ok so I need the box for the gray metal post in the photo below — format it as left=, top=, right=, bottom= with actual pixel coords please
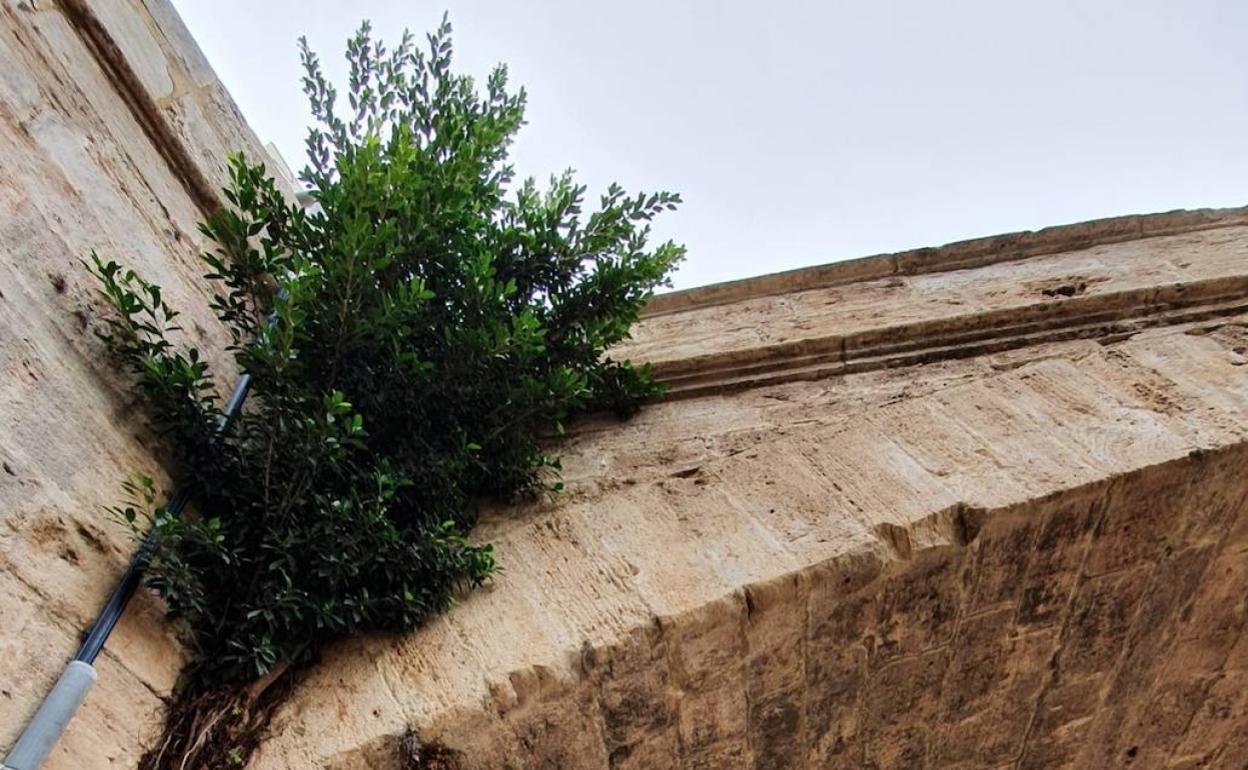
left=2, top=661, right=97, bottom=770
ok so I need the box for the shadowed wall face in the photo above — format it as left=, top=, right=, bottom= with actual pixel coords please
left=754, top=451, right=1248, bottom=769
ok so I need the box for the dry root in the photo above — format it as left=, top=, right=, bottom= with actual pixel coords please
left=138, top=663, right=297, bottom=770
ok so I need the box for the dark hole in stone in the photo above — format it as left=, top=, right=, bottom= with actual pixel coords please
left=398, top=729, right=462, bottom=770
left=48, top=272, right=67, bottom=294
left=1042, top=281, right=1088, bottom=298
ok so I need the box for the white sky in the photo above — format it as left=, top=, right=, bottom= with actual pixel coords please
left=172, top=0, right=1248, bottom=291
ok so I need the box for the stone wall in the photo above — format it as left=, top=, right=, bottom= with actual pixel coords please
left=252, top=219, right=1248, bottom=768
left=1, top=0, right=1246, bottom=767
left=0, top=0, right=281, bottom=765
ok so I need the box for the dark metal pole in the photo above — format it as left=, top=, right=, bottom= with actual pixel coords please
left=74, top=371, right=254, bottom=663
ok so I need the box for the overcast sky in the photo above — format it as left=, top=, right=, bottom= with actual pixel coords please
left=172, top=0, right=1248, bottom=290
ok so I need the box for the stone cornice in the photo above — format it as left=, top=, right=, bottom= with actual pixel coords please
left=643, top=206, right=1248, bottom=317
left=655, top=275, right=1248, bottom=399
left=628, top=207, right=1248, bottom=399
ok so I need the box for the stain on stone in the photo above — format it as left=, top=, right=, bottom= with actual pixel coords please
left=29, top=518, right=70, bottom=553
left=75, top=522, right=108, bottom=554
left=607, top=743, right=634, bottom=766
left=951, top=502, right=983, bottom=546
left=1017, top=498, right=1098, bottom=627
left=48, top=272, right=67, bottom=294
left=751, top=692, right=802, bottom=769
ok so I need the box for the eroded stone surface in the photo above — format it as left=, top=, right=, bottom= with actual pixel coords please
left=0, top=1, right=277, bottom=766
left=252, top=314, right=1248, bottom=769
left=1, top=1, right=1246, bottom=767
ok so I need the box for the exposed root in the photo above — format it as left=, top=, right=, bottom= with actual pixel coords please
left=137, top=663, right=298, bottom=770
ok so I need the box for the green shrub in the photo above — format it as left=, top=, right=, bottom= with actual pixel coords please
left=89, top=16, right=682, bottom=685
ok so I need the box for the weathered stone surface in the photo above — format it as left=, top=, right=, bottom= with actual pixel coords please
left=2, top=0, right=1247, bottom=767
left=254, top=275, right=1248, bottom=767
left=622, top=220, right=1248, bottom=399
left=0, top=1, right=280, bottom=767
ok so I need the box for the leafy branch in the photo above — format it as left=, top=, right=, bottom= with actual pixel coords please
left=90, top=14, right=683, bottom=689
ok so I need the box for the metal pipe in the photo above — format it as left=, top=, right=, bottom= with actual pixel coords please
left=2, top=662, right=97, bottom=770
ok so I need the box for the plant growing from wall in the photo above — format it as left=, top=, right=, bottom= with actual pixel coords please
left=88, top=15, right=681, bottom=768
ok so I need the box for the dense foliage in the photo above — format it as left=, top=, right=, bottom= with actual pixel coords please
left=89, top=16, right=682, bottom=685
